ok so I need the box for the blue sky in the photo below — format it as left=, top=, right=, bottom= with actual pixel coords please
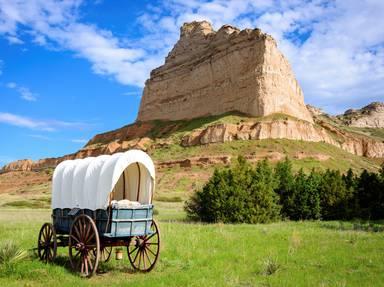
left=0, top=0, right=383, bottom=166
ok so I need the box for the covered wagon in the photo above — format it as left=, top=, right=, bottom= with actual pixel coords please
left=37, top=150, right=160, bottom=277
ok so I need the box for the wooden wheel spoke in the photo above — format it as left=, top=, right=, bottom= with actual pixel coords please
left=81, top=260, right=84, bottom=275
left=74, top=250, right=81, bottom=259
left=70, top=234, right=81, bottom=244
left=132, top=247, right=140, bottom=263
left=37, top=223, right=57, bottom=263
left=144, top=232, right=156, bottom=242
left=143, top=248, right=152, bottom=267
left=146, top=245, right=157, bottom=257
left=74, top=224, right=81, bottom=241
left=100, top=247, right=112, bottom=262
left=69, top=215, right=99, bottom=277
left=42, top=228, right=48, bottom=241
left=48, top=248, right=53, bottom=260
left=129, top=245, right=139, bottom=255
left=87, top=256, right=94, bottom=271
left=79, top=218, right=85, bottom=241
left=85, top=244, right=97, bottom=249
left=84, top=223, right=92, bottom=243
left=79, top=219, right=86, bottom=241
left=84, top=256, right=89, bottom=276
left=127, top=220, right=160, bottom=272
left=138, top=249, right=143, bottom=268
left=47, top=227, right=52, bottom=239
left=87, top=232, right=95, bottom=242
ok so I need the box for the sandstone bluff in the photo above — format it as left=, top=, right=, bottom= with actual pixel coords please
left=1, top=21, right=383, bottom=173
left=137, top=21, right=313, bottom=123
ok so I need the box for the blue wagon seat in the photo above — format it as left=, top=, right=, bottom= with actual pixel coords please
left=51, top=150, right=156, bottom=237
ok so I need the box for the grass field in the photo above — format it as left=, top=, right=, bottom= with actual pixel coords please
left=0, top=205, right=384, bottom=287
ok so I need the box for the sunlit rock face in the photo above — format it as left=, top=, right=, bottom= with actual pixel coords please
left=340, top=102, right=384, bottom=128
left=137, top=21, right=313, bottom=123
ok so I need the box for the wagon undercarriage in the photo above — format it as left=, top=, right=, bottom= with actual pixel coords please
left=38, top=214, right=160, bottom=277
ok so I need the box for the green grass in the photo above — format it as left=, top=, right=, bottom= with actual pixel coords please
left=0, top=208, right=383, bottom=286
left=2, top=198, right=50, bottom=209
left=151, top=139, right=382, bottom=172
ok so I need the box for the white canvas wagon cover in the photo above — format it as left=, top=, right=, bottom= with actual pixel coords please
left=51, top=150, right=155, bottom=210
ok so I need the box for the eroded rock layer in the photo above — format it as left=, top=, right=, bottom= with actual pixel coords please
left=137, top=21, right=313, bottom=123
left=339, top=102, right=384, bottom=128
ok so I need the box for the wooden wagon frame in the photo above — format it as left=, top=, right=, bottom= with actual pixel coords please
left=37, top=150, right=160, bottom=277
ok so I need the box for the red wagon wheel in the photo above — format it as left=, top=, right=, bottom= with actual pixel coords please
left=37, top=223, right=57, bottom=263
left=69, top=214, right=100, bottom=277
left=127, top=220, right=160, bottom=272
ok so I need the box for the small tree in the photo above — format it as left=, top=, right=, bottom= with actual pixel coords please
left=248, top=160, right=281, bottom=223
left=319, top=169, right=353, bottom=220
left=357, top=170, right=384, bottom=219
left=284, top=169, right=321, bottom=220
left=274, top=158, right=295, bottom=218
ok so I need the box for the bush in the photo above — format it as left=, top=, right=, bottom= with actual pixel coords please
left=0, top=241, right=27, bottom=270
left=185, top=157, right=280, bottom=223
left=185, top=157, right=384, bottom=223
left=319, top=169, right=354, bottom=220
left=357, top=170, right=384, bottom=219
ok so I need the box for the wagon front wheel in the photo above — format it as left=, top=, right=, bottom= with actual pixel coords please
left=127, top=220, right=160, bottom=272
left=69, top=214, right=100, bottom=277
left=37, top=223, right=57, bottom=263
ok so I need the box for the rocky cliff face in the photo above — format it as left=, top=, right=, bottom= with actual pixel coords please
left=2, top=113, right=383, bottom=173
left=338, top=102, right=384, bottom=128
left=1, top=159, right=33, bottom=172
left=180, top=119, right=384, bottom=158
left=137, top=21, right=313, bottom=123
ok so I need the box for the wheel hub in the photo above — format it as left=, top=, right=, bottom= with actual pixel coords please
left=136, top=238, right=144, bottom=247
left=75, top=242, right=86, bottom=251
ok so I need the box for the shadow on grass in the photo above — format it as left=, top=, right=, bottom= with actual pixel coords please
left=32, top=252, right=139, bottom=277
left=320, top=221, right=384, bottom=232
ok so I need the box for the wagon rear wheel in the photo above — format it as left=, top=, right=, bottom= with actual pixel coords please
left=127, top=220, right=160, bottom=272
left=37, top=223, right=57, bottom=263
left=93, top=246, right=112, bottom=263
left=69, top=214, right=100, bottom=277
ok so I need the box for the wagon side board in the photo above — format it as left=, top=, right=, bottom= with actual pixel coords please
left=52, top=205, right=154, bottom=238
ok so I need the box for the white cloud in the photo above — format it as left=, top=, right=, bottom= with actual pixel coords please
left=18, top=87, right=37, bottom=101
left=0, top=0, right=158, bottom=87
left=6, top=35, right=23, bottom=44
left=0, top=0, right=383, bottom=112
left=6, top=82, right=15, bottom=88
left=6, top=82, right=37, bottom=101
left=0, top=112, right=89, bottom=131
left=135, top=0, right=384, bottom=114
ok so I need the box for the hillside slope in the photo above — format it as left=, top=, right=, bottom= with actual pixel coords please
left=1, top=112, right=383, bottom=209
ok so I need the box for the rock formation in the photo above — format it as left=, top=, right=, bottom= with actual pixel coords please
left=306, top=104, right=325, bottom=117
left=137, top=21, right=313, bottom=123
left=1, top=159, right=33, bottom=172
left=180, top=119, right=384, bottom=158
left=1, top=22, right=383, bottom=173
left=338, top=102, right=384, bottom=128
